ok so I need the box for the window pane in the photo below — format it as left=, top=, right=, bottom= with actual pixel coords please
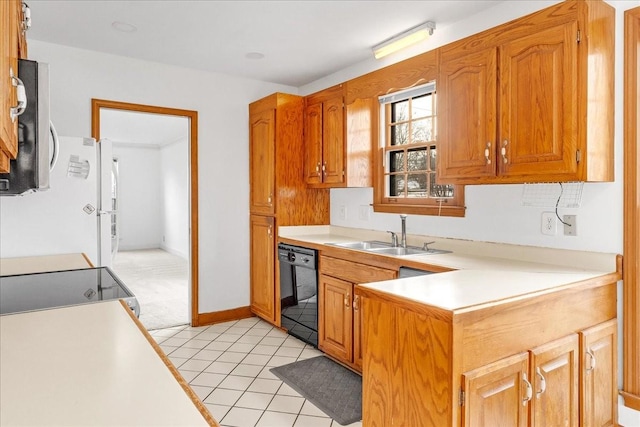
left=429, top=146, right=437, bottom=171
left=406, top=173, right=427, bottom=198
left=407, top=148, right=427, bottom=171
left=391, top=123, right=409, bottom=146
left=412, top=118, right=433, bottom=143
left=391, top=100, right=409, bottom=122
left=412, top=94, right=433, bottom=118
left=389, top=151, right=404, bottom=173
left=389, top=174, right=404, bottom=197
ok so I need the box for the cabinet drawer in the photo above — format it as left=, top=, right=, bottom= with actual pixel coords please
left=320, top=256, right=396, bottom=284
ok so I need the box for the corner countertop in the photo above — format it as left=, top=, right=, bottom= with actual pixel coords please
left=0, top=301, right=215, bottom=426
left=279, top=225, right=620, bottom=312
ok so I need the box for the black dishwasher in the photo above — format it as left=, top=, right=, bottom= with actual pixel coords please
left=278, top=243, right=318, bottom=347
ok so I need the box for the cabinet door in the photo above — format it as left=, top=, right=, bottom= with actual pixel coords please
left=304, top=102, right=323, bottom=185
left=249, top=108, right=276, bottom=215
left=0, top=0, right=19, bottom=173
left=462, top=352, right=529, bottom=427
left=322, top=96, right=345, bottom=185
left=498, top=21, right=579, bottom=179
left=249, top=215, right=275, bottom=323
left=318, top=274, right=352, bottom=362
left=438, top=47, right=497, bottom=181
left=580, top=319, right=617, bottom=427
left=529, top=334, right=579, bottom=427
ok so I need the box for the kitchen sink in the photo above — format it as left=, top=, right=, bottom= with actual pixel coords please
left=329, top=241, right=391, bottom=250
left=328, top=241, right=451, bottom=256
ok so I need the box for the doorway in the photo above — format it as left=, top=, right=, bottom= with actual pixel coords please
left=91, top=99, right=199, bottom=329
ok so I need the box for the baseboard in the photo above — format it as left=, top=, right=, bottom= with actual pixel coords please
left=159, top=244, right=188, bottom=260
left=195, top=306, right=253, bottom=327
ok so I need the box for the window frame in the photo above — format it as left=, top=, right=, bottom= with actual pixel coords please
left=373, top=82, right=465, bottom=217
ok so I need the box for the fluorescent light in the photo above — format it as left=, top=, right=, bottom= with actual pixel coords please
left=372, top=21, right=436, bottom=60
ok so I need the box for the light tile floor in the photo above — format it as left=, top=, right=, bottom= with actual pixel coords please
left=150, top=317, right=362, bottom=427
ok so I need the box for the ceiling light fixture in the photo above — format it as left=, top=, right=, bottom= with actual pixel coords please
left=372, top=21, right=436, bottom=60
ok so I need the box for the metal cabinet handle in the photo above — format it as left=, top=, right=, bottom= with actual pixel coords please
left=22, top=2, right=32, bottom=32
left=353, top=295, right=360, bottom=310
left=10, top=68, right=27, bottom=122
left=344, top=292, right=350, bottom=308
left=267, top=193, right=272, bottom=205
left=322, top=162, right=326, bottom=176
left=535, top=367, right=547, bottom=398
left=267, top=226, right=272, bottom=238
left=522, top=373, right=533, bottom=405
left=501, top=140, right=508, bottom=164
left=586, top=349, right=596, bottom=372
left=484, top=142, right=492, bottom=165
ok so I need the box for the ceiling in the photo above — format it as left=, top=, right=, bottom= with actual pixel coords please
left=26, top=0, right=504, bottom=87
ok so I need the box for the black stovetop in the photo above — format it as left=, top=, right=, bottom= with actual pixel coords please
left=0, top=267, right=136, bottom=315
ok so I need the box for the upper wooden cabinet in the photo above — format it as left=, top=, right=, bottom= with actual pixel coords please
left=438, top=0, right=614, bottom=184
left=249, top=107, right=276, bottom=215
left=0, top=0, right=25, bottom=173
left=304, top=85, right=372, bottom=188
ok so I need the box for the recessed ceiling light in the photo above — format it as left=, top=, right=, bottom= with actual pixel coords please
left=245, top=52, right=265, bottom=60
left=112, top=21, right=137, bottom=33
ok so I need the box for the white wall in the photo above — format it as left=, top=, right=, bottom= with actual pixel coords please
left=160, top=137, right=189, bottom=259
left=112, top=144, right=163, bottom=251
left=16, top=40, right=295, bottom=314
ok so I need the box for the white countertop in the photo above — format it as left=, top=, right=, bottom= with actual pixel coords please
left=0, top=301, right=213, bottom=427
left=279, top=225, right=619, bottom=312
left=0, top=253, right=93, bottom=276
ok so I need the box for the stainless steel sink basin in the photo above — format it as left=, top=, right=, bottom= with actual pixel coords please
left=329, top=241, right=391, bottom=250
left=328, top=241, right=451, bottom=256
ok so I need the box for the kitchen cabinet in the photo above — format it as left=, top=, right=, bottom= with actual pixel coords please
left=462, top=334, right=579, bottom=427
left=580, top=319, right=617, bottom=427
left=318, top=255, right=396, bottom=372
left=304, top=85, right=372, bottom=188
left=357, top=271, right=618, bottom=427
left=248, top=93, right=329, bottom=325
left=437, top=0, right=614, bottom=184
left=249, top=215, right=275, bottom=322
left=0, top=0, right=25, bottom=173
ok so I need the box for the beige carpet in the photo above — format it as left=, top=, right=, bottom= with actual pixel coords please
left=112, top=249, right=189, bottom=330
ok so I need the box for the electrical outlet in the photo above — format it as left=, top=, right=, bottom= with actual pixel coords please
left=563, top=215, right=577, bottom=236
left=338, top=205, right=347, bottom=220
left=541, top=212, right=556, bottom=236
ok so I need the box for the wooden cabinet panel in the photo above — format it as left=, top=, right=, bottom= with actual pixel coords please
left=581, top=319, right=617, bottom=427
left=438, top=1, right=613, bottom=184
left=0, top=0, right=20, bottom=173
left=318, top=274, right=352, bottom=362
left=321, top=96, right=344, bottom=185
left=303, top=102, right=323, bottom=185
left=319, top=256, right=395, bottom=372
left=438, top=47, right=497, bottom=180
left=498, top=21, right=578, bottom=179
left=463, top=352, right=529, bottom=427
left=249, top=215, right=275, bottom=323
left=529, top=334, right=579, bottom=427
left=249, top=108, right=275, bottom=215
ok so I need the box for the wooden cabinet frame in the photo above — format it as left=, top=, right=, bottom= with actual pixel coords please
left=622, top=6, right=640, bottom=412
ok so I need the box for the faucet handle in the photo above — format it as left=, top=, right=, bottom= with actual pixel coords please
left=387, top=231, right=399, bottom=247
left=422, top=241, right=435, bottom=251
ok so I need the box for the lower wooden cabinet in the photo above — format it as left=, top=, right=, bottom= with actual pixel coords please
left=462, top=334, right=579, bottom=427
left=318, top=256, right=396, bottom=372
left=357, top=276, right=617, bottom=427
left=581, top=319, right=618, bottom=427
left=249, top=215, right=275, bottom=323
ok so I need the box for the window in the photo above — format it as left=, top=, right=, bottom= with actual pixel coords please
left=374, top=82, right=465, bottom=216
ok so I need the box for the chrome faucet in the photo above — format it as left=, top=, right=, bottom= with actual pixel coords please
left=400, top=214, right=407, bottom=248
left=386, top=231, right=399, bottom=247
